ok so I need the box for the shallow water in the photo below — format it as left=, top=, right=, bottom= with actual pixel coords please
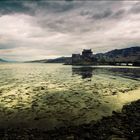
left=0, top=63, right=140, bottom=129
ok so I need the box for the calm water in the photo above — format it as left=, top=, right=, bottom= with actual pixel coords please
left=0, top=63, right=140, bottom=129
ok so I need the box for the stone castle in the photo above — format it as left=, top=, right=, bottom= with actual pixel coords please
left=72, top=49, right=97, bottom=65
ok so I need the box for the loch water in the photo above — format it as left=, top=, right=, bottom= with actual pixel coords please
left=0, top=63, right=140, bottom=129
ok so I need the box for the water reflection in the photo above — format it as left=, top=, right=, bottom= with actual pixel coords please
left=72, top=67, right=93, bottom=79
left=105, top=67, right=140, bottom=80
left=72, top=66, right=140, bottom=80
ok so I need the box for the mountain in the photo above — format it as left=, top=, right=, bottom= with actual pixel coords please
left=26, top=57, right=71, bottom=63
left=46, top=57, right=71, bottom=63
left=26, top=59, right=48, bottom=63
left=0, top=58, right=7, bottom=62
left=95, top=46, right=140, bottom=64
left=26, top=47, right=140, bottom=65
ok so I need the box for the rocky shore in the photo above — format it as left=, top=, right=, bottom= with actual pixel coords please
left=0, top=99, right=139, bottom=140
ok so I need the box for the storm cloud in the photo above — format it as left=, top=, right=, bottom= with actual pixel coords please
left=0, top=0, right=140, bottom=61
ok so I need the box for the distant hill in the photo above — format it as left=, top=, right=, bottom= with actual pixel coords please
left=26, top=57, right=71, bottom=63
left=95, top=46, right=140, bottom=64
left=26, top=59, right=48, bottom=63
left=0, top=58, right=7, bottom=62
left=46, top=57, right=71, bottom=63
left=26, top=47, right=140, bottom=65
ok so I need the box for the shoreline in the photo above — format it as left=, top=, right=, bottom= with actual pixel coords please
left=0, top=99, right=139, bottom=140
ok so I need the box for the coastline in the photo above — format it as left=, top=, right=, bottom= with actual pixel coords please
left=0, top=98, right=139, bottom=140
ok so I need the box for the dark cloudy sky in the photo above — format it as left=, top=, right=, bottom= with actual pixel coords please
left=0, top=0, right=140, bottom=61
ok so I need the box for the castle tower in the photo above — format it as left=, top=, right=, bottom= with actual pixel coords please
left=82, top=49, right=93, bottom=59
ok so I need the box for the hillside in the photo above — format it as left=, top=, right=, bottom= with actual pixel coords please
left=26, top=59, right=48, bottom=63
left=27, top=57, right=71, bottom=63
left=0, top=58, right=7, bottom=62
left=46, top=57, right=71, bottom=63
left=26, top=47, right=140, bottom=65
left=95, top=46, right=140, bottom=63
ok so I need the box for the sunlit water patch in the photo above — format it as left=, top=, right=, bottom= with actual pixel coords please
left=0, top=63, right=140, bottom=129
